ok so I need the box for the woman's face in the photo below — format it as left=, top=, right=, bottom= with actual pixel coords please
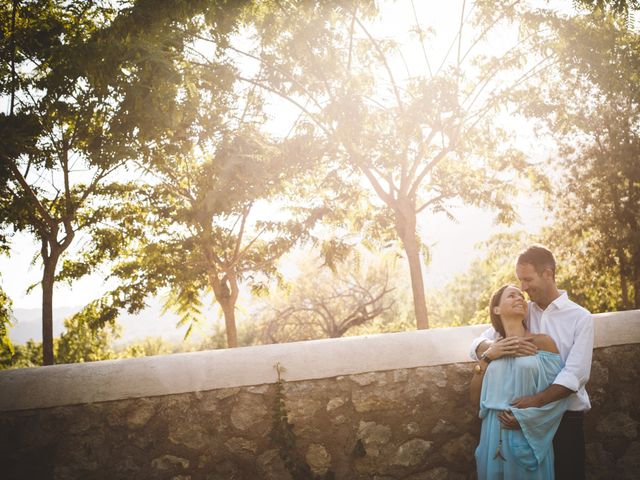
left=497, top=285, right=528, bottom=319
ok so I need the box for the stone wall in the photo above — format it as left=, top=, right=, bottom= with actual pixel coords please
left=1, top=311, right=638, bottom=480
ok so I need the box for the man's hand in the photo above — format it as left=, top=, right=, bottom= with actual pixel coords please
left=510, top=394, right=543, bottom=409
left=498, top=410, right=521, bottom=430
left=484, top=336, right=537, bottom=361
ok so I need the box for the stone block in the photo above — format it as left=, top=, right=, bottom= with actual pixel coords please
left=151, top=454, right=189, bottom=470
left=305, top=443, right=331, bottom=475
left=127, top=402, right=156, bottom=428
left=440, top=433, right=476, bottom=464
left=230, top=393, right=268, bottom=431
left=225, top=437, right=258, bottom=456
left=392, top=438, right=433, bottom=467
left=357, top=420, right=392, bottom=457
left=169, top=423, right=210, bottom=450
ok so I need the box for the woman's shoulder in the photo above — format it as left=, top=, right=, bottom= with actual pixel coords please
left=530, top=333, right=559, bottom=354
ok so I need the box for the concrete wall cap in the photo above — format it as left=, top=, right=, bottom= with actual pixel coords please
left=0, top=310, right=638, bottom=412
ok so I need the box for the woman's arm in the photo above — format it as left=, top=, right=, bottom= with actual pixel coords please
left=469, top=359, right=489, bottom=407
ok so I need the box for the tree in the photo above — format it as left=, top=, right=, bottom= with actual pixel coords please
left=219, top=0, right=548, bottom=329
left=0, top=284, right=14, bottom=365
left=103, top=127, right=326, bottom=348
left=519, top=9, right=640, bottom=310
left=62, top=28, right=327, bottom=349
left=55, top=309, right=119, bottom=364
left=0, top=0, right=141, bottom=364
left=575, top=0, right=640, bottom=16
left=259, top=251, right=395, bottom=342
left=1, top=0, right=256, bottom=362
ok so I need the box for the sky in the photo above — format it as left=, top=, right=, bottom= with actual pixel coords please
left=1, top=0, right=557, bottom=343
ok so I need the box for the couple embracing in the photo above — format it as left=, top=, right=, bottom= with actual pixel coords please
left=469, top=245, right=594, bottom=480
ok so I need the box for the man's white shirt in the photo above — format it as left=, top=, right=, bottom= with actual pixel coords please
left=470, top=291, right=594, bottom=412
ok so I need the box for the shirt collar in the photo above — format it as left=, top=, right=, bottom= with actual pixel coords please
left=530, top=290, right=569, bottom=312
left=551, top=290, right=570, bottom=310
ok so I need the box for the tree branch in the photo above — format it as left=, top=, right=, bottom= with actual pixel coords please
left=7, top=161, right=56, bottom=230
left=355, top=17, right=405, bottom=114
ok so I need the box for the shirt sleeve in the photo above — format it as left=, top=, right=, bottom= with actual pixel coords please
left=469, top=327, right=499, bottom=361
left=552, top=311, right=594, bottom=392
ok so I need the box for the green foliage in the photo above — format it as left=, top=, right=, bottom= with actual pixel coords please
left=62, top=0, right=330, bottom=348
left=4, top=0, right=637, bottom=367
left=2, top=340, right=43, bottom=369
left=0, top=285, right=14, bottom=363
left=574, top=0, right=640, bottom=16
left=243, top=0, right=544, bottom=328
left=1, top=328, right=201, bottom=369
left=161, top=283, right=207, bottom=341
left=56, top=313, right=119, bottom=364
left=119, top=337, right=175, bottom=358
left=0, top=0, right=145, bottom=363
left=519, top=8, right=640, bottom=311
left=428, top=232, right=533, bottom=328
left=0, top=0, right=258, bottom=363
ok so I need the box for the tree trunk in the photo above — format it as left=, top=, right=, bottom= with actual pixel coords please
left=208, top=272, right=239, bottom=348
left=633, top=259, right=640, bottom=310
left=394, top=200, right=429, bottom=330
left=617, top=248, right=630, bottom=309
left=41, top=263, right=55, bottom=365
left=219, top=297, right=238, bottom=348
left=400, top=232, right=429, bottom=329
left=41, top=244, right=61, bottom=366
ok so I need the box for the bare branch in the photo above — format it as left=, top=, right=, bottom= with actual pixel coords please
left=410, top=0, right=433, bottom=78
left=232, top=204, right=253, bottom=263
left=6, top=161, right=56, bottom=230
left=347, top=7, right=357, bottom=73
left=408, top=146, right=452, bottom=198
left=416, top=193, right=446, bottom=214
left=354, top=17, right=405, bottom=114
left=403, top=128, right=438, bottom=195
left=225, top=45, right=327, bottom=115
left=235, top=74, right=334, bottom=137
left=457, top=0, right=467, bottom=70
left=457, top=0, right=521, bottom=68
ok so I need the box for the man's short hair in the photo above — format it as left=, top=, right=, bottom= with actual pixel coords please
left=517, top=244, right=556, bottom=277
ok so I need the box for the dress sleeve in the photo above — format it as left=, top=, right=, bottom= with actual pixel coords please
left=509, top=354, right=569, bottom=470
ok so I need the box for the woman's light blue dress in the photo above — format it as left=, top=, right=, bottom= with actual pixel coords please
left=475, top=351, right=569, bottom=480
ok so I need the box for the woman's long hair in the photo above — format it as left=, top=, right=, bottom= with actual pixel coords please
left=489, top=284, right=517, bottom=338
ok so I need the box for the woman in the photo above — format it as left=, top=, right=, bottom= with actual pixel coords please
left=470, top=284, right=569, bottom=479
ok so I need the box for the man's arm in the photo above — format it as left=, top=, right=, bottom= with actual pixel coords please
left=552, top=312, right=594, bottom=393
left=470, top=327, right=498, bottom=361
left=510, top=312, right=594, bottom=409
left=510, top=384, right=573, bottom=409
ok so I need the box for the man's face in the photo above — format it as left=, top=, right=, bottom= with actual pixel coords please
left=516, top=262, right=548, bottom=304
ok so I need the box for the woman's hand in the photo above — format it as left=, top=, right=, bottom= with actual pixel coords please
left=484, top=336, right=537, bottom=361
left=498, top=410, right=521, bottom=430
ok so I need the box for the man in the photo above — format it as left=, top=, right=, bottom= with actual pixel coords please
left=470, top=245, right=594, bottom=479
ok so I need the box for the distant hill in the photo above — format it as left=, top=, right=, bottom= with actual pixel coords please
left=9, top=297, right=218, bottom=345
left=10, top=307, right=76, bottom=344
